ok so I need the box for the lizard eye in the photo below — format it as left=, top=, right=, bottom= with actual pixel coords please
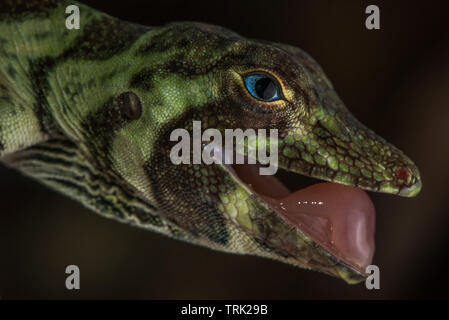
left=243, top=73, right=281, bottom=102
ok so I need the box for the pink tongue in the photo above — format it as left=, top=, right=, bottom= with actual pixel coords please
left=263, top=183, right=375, bottom=272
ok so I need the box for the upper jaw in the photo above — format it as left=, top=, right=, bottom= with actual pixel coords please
left=399, top=177, right=422, bottom=197
left=276, top=115, right=423, bottom=199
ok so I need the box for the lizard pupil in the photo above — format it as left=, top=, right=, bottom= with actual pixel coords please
left=243, top=73, right=281, bottom=102
left=255, top=78, right=276, bottom=100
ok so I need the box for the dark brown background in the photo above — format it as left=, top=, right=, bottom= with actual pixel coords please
left=1, top=0, right=448, bottom=299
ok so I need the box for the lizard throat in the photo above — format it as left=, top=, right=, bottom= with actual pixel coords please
left=231, top=163, right=376, bottom=273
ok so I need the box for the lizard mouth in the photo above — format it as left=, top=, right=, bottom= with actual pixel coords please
left=230, top=163, right=375, bottom=274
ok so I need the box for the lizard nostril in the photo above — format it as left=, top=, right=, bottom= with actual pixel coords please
left=396, top=167, right=412, bottom=185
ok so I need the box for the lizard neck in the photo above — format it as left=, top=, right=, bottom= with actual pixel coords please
left=0, top=1, right=143, bottom=151
left=1, top=0, right=157, bottom=186
left=1, top=1, right=157, bottom=206
left=0, top=1, right=178, bottom=238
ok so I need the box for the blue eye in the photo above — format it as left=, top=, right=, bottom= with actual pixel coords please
left=243, top=73, right=281, bottom=102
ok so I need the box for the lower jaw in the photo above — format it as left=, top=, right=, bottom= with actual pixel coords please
left=231, top=163, right=376, bottom=274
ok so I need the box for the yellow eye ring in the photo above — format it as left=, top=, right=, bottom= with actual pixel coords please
left=242, top=72, right=282, bottom=102
left=238, top=68, right=292, bottom=102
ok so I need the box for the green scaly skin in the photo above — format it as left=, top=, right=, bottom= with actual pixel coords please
left=0, top=0, right=422, bottom=283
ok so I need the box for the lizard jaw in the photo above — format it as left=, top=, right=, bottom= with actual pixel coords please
left=231, top=163, right=376, bottom=274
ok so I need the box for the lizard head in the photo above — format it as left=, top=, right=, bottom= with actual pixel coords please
left=123, top=22, right=422, bottom=283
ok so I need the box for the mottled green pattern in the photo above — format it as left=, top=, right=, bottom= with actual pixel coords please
left=0, top=0, right=421, bottom=283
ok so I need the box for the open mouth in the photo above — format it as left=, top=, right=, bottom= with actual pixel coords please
left=230, top=162, right=375, bottom=274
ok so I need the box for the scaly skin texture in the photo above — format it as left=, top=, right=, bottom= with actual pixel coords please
left=0, top=0, right=422, bottom=283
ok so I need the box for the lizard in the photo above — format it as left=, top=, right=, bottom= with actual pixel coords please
left=0, top=0, right=422, bottom=284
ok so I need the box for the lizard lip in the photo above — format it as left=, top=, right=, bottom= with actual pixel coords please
left=231, top=163, right=375, bottom=273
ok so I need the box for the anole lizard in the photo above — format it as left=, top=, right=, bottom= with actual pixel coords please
left=0, top=0, right=421, bottom=283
